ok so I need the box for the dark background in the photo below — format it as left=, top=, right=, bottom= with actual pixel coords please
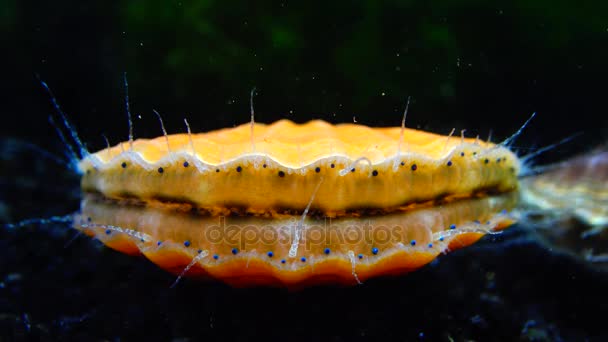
left=1, top=1, right=607, bottom=340
left=4, top=1, right=607, bottom=156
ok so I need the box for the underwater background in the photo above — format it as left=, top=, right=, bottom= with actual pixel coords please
left=1, top=1, right=607, bottom=340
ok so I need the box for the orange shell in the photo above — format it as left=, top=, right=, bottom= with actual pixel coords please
left=78, top=120, right=520, bottom=216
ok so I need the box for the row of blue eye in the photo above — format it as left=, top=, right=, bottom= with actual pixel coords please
left=171, top=238, right=444, bottom=262
left=102, top=222, right=474, bottom=262
left=104, top=223, right=461, bottom=247
left=105, top=233, right=447, bottom=257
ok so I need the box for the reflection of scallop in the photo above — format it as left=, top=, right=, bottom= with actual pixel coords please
left=74, top=120, right=521, bottom=287
left=76, top=192, right=517, bottom=288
